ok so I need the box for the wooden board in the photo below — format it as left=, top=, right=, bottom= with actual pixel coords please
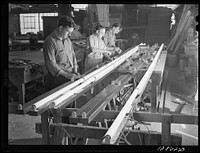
left=35, top=122, right=182, bottom=145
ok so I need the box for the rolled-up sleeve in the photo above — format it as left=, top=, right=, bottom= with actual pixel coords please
left=43, top=39, right=61, bottom=77
left=104, top=33, right=109, bottom=46
left=71, top=44, right=78, bottom=67
left=89, top=36, right=95, bottom=48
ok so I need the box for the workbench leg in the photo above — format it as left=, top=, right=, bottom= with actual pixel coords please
left=151, top=78, right=157, bottom=113
left=156, top=85, right=159, bottom=111
left=52, top=110, right=69, bottom=145
left=18, top=83, right=25, bottom=105
left=106, top=102, right=112, bottom=110
left=72, top=100, right=77, bottom=108
left=161, top=115, right=171, bottom=145
left=102, top=106, right=108, bottom=128
left=110, top=98, right=117, bottom=110
left=41, top=110, right=50, bottom=145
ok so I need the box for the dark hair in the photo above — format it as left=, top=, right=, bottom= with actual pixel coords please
left=112, top=23, right=122, bottom=28
left=57, top=16, right=76, bottom=28
left=95, top=24, right=105, bottom=32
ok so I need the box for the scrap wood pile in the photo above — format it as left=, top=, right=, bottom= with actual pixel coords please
left=166, top=5, right=196, bottom=55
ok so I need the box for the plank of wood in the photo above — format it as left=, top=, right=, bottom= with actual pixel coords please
left=20, top=80, right=72, bottom=114
left=102, top=44, right=164, bottom=144
left=151, top=76, right=157, bottom=113
left=41, top=110, right=50, bottom=144
left=133, top=112, right=198, bottom=124
left=161, top=114, right=171, bottom=145
left=9, top=50, right=44, bottom=65
left=159, top=70, right=169, bottom=113
left=70, top=75, right=132, bottom=124
left=168, top=5, right=191, bottom=51
left=153, top=51, right=167, bottom=75
left=35, top=122, right=182, bottom=145
left=174, top=16, right=194, bottom=54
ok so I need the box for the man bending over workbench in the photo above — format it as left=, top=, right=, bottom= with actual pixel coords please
left=85, top=24, right=121, bottom=72
left=104, top=23, right=122, bottom=54
left=43, top=16, right=81, bottom=91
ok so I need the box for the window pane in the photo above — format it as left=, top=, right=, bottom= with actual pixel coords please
left=72, top=4, right=88, bottom=10
left=28, top=16, right=30, bottom=23
left=20, top=12, right=59, bottom=34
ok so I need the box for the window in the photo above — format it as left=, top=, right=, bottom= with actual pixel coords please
left=72, top=4, right=88, bottom=11
left=23, top=16, right=36, bottom=29
left=20, top=12, right=58, bottom=34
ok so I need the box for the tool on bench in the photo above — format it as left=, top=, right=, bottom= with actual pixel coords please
left=9, top=59, right=43, bottom=75
left=9, top=59, right=31, bottom=66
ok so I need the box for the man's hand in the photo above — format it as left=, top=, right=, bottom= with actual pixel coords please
left=114, top=46, right=120, bottom=51
left=103, top=53, right=113, bottom=61
left=70, top=73, right=81, bottom=82
left=60, top=70, right=81, bottom=81
left=73, top=65, right=79, bottom=74
left=116, top=49, right=122, bottom=54
left=115, top=47, right=122, bottom=54
left=105, top=51, right=112, bottom=56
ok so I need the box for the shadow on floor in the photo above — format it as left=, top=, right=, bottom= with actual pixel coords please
left=9, top=138, right=43, bottom=145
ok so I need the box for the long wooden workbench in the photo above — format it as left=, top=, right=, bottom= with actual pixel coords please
left=36, top=45, right=164, bottom=143
left=19, top=44, right=198, bottom=145
left=9, top=40, right=44, bottom=51
left=9, top=50, right=47, bottom=106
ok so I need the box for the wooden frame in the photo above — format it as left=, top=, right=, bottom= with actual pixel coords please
left=37, top=109, right=197, bottom=145
left=35, top=122, right=182, bottom=145
left=25, top=44, right=192, bottom=145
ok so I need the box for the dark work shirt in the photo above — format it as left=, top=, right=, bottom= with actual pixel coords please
left=43, top=30, right=78, bottom=77
left=104, top=29, right=116, bottom=47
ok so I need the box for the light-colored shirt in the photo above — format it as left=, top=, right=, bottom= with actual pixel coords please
left=104, top=29, right=116, bottom=47
left=88, top=34, right=107, bottom=59
left=43, top=30, right=78, bottom=77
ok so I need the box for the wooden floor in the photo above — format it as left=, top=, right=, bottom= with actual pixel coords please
left=8, top=65, right=198, bottom=145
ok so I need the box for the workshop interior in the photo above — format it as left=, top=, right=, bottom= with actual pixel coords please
left=7, top=3, right=198, bottom=148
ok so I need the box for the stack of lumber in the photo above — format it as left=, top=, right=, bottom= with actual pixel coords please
left=166, top=5, right=194, bottom=55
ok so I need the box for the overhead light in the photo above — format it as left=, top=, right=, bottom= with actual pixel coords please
left=29, top=5, right=32, bottom=8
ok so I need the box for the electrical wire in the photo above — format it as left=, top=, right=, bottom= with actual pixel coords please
left=119, top=128, right=132, bottom=145
left=137, top=121, right=151, bottom=145
left=136, top=128, right=142, bottom=145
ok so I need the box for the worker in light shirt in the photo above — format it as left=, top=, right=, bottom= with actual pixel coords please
left=43, top=16, right=80, bottom=91
left=104, top=23, right=123, bottom=54
left=85, top=24, right=118, bottom=72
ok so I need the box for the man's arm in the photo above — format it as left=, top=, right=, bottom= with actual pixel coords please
left=71, top=43, right=79, bottom=74
left=43, top=40, right=62, bottom=77
left=89, top=36, right=112, bottom=55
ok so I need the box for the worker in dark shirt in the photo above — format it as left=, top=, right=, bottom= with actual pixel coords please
left=43, top=16, right=80, bottom=91
left=104, top=23, right=122, bottom=54
left=70, top=25, right=85, bottom=40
